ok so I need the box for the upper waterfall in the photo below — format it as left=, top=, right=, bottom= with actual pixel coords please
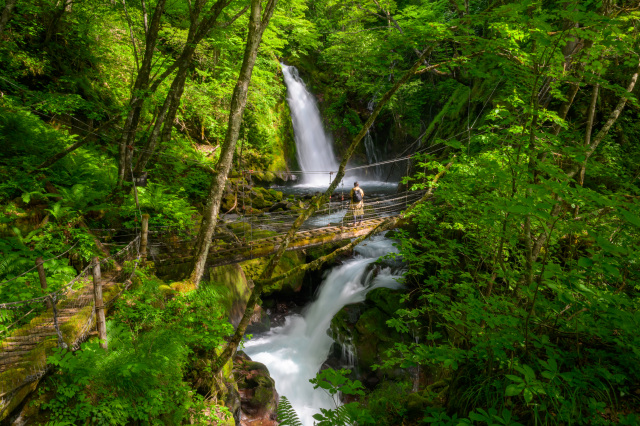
left=282, top=64, right=339, bottom=185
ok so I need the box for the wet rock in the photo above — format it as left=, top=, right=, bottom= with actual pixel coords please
left=247, top=305, right=271, bottom=334
left=268, top=200, right=289, bottom=212
left=330, top=288, right=411, bottom=387
left=234, top=352, right=279, bottom=425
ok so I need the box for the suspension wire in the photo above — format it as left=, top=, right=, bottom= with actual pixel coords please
left=0, top=241, right=80, bottom=287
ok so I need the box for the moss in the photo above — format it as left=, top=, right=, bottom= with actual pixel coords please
left=0, top=380, right=39, bottom=421
left=157, top=284, right=176, bottom=297
left=169, top=280, right=196, bottom=293
left=252, top=385, right=275, bottom=407
left=365, top=288, right=403, bottom=317
left=206, top=264, right=250, bottom=326
left=240, top=251, right=305, bottom=295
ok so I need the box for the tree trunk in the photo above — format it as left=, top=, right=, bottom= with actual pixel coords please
left=578, top=83, right=599, bottom=187
left=532, top=58, right=640, bottom=262
left=0, top=0, right=17, bottom=34
left=122, top=0, right=140, bottom=72
left=44, top=0, right=71, bottom=44
left=133, top=54, right=191, bottom=173
left=117, top=0, right=167, bottom=188
left=566, top=57, right=640, bottom=180
left=189, top=0, right=278, bottom=285
left=126, top=0, right=235, bottom=177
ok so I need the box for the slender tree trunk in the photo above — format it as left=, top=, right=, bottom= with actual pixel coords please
left=134, top=54, right=191, bottom=173
left=44, top=0, right=71, bottom=44
left=122, top=0, right=140, bottom=72
left=158, top=79, right=185, bottom=144
left=141, top=0, right=148, bottom=35
left=566, top=57, right=640, bottom=180
left=189, top=0, right=278, bottom=285
left=117, top=0, right=167, bottom=188
left=577, top=83, right=599, bottom=187
left=531, top=58, right=640, bottom=262
left=127, top=0, right=237, bottom=176
left=0, top=0, right=17, bottom=34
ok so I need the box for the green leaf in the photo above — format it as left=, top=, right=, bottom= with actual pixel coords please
left=505, top=384, right=524, bottom=396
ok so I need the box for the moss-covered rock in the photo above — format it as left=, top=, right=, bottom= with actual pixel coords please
left=330, top=288, right=410, bottom=386
left=234, top=352, right=278, bottom=420
left=240, top=251, right=305, bottom=295
left=207, top=264, right=252, bottom=327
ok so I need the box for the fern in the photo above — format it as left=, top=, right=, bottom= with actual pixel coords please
left=277, top=396, right=303, bottom=426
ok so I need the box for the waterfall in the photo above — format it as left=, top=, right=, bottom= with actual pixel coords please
left=282, top=64, right=338, bottom=185
left=244, top=234, right=403, bottom=425
left=364, top=95, right=381, bottom=179
left=364, top=129, right=381, bottom=178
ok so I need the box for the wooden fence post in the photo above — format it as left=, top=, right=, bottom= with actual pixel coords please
left=36, top=256, right=51, bottom=308
left=141, top=214, right=149, bottom=263
left=35, top=256, right=47, bottom=291
left=92, top=257, right=107, bottom=350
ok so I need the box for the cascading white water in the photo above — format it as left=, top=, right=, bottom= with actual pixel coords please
left=243, top=235, right=403, bottom=425
left=282, top=64, right=339, bottom=185
left=364, top=130, right=381, bottom=177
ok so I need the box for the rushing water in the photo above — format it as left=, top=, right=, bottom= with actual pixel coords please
left=282, top=64, right=339, bottom=185
left=243, top=235, right=403, bottom=425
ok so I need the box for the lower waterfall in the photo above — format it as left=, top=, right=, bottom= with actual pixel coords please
left=243, top=235, right=403, bottom=425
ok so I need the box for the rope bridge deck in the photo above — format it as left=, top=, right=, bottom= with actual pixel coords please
left=150, top=190, right=421, bottom=270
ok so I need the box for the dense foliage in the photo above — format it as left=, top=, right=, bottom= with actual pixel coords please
left=285, top=0, right=640, bottom=424
left=41, top=269, right=233, bottom=424
left=1, top=0, right=640, bottom=423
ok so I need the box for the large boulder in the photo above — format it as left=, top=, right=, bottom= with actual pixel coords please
left=330, top=287, right=409, bottom=387
left=234, top=352, right=279, bottom=425
left=208, top=264, right=252, bottom=327
left=241, top=251, right=305, bottom=296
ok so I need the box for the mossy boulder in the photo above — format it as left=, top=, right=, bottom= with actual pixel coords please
left=157, top=284, right=176, bottom=298
left=330, top=288, right=409, bottom=385
left=207, top=264, right=252, bottom=327
left=252, top=171, right=285, bottom=186
left=234, top=353, right=278, bottom=420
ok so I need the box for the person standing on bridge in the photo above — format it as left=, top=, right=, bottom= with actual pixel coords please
left=349, top=182, right=364, bottom=226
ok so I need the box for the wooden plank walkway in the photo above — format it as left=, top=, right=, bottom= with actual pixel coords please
left=155, top=217, right=391, bottom=273
left=0, top=271, right=122, bottom=418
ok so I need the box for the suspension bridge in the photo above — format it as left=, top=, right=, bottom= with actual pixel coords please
left=151, top=189, right=423, bottom=274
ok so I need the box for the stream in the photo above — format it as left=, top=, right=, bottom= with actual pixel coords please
left=243, top=64, right=404, bottom=424
left=243, top=234, right=403, bottom=425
